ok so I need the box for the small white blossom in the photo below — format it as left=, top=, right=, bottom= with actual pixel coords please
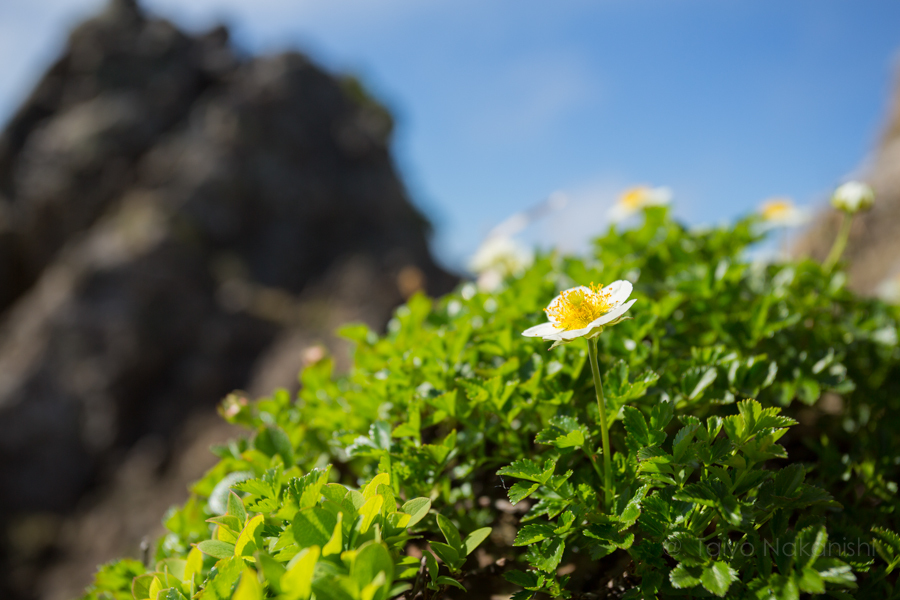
left=609, top=186, right=672, bottom=221
left=469, top=236, right=533, bottom=291
left=758, top=198, right=810, bottom=228
left=523, top=281, right=636, bottom=347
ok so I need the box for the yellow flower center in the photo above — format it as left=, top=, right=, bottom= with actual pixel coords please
left=620, top=187, right=649, bottom=209
left=760, top=199, right=793, bottom=221
left=545, top=283, right=614, bottom=330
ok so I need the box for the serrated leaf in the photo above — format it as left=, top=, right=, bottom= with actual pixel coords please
left=797, top=567, right=825, bottom=594
left=814, top=557, right=856, bottom=587
left=700, top=561, right=736, bottom=597
left=623, top=406, right=651, bottom=451
left=509, top=482, right=540, bottom=505
left=514, top=523, right=555, bottom=546
left=528, top=538, right=564, bottom=573
left=504, top=569, right=545, bottom=590
left=669, top=564, right=701, bottom=589
left=498, top=458, right=555, bottom=484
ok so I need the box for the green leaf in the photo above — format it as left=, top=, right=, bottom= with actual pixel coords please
left=424, top=550, right=439, bottom=589
left=682, top=366, right=717, bottom=400
left=255, top=425, right=294, bottom=465
left=514, top=523, right=555, bottom=546
left=437, top=576, right=467, bottom=591
left=281, top=546, right=320, bottom=600
left=813, top=557, right=857, bottom=587
left=700, top=561, right=736, bottom=597
left=234, top=514, right=265, bottom=559
left=232, top=569, right=263, bottom=600
left=197, top=540, right=236, bottom=560
left=430, top=542, right=459, bottom=569
left=504, top=569, right=545, bottom=591
left=357, top=495, right=384, bottom=534
left=797, top=567, right=825, bottom=594
left=293, top=508, right=337, bottom=548
left=226, top=491, right=247, bottom=527
left=528, top=538, right=565, bottom=573
left=463, top=527, right=492, bottom=556
left=255, top=553, right=286, bottom=594
left=669, top=564, right=701, bottom=589
left=623, top=406, right=651, bottom=451
left=436, top=514, right=463, bottom=552
left=351, top=542, right=394, bottom=595
left=498, top=458, right=555, bottom=484
left=322, top=512, right=343, bottom=556
left=400, top=498, right=431, bottom=528
left=795, top=525, right=827, bottom=570
left=507, top=481, right=539, bottom=504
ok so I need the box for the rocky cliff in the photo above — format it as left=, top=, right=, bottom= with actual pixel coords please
left=795, top=71, right=900, bottom=292
left=0, top=1, right=455, bottom=598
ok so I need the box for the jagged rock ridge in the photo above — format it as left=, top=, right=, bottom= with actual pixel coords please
left=0, top=1, right=455, bottom=598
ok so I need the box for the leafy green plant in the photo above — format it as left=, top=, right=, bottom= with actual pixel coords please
left=83, top=203, right=900, bottom=600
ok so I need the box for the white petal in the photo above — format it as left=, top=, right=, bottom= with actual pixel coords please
left=603, top=280, right=633, bottom=307
left=557, top=328, right=589, bottom=340
left=522, top=322, right=564, bottom=338
left=591, top=298, right=636, bottom=327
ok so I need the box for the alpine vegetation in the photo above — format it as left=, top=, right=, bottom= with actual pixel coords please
left=82, top=188, right=900, bottom=600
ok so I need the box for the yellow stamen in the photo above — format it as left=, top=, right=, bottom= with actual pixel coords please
left=760, top=198, right=794, bottom=221
left=620, top=187, right=649, bottom=209
left=544, top=283, right=614, bottom=331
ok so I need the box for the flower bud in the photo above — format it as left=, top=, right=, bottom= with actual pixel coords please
left=831, top=181, right=874, bottom=214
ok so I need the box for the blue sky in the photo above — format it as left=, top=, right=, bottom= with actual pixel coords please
left=2, top=1, right=900, bottom=270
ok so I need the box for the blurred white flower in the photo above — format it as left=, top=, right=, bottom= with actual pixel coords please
left=469, top=236, right=533, bottom=291
left=609, top=185, right=672, bottom=221
left=758, top=197, right=810, bottom=228
left=522, top=280, right=636, bottom=346
left=876, top=272, right=900, bottom=305
left=831, top=181, right=875, bottom=214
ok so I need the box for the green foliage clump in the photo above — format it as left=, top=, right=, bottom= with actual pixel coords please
left=83, top=207, right=900, bottom=599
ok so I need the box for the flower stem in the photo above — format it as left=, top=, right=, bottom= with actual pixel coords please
left=587, top=337, right=613, bottom=511
left=823, top=212, right=853, bottom=273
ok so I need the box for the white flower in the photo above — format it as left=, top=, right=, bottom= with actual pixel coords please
left=469, top=236, right=533, bottom=291
left=831, top=181, right=875, bottom=214
left=609, top=185, right=672, bottom=221
left=523, top=280, right=636, bottom=346
left=758, top=197, right=810, bottom=228
left=876, top=272, right=900, bottom=305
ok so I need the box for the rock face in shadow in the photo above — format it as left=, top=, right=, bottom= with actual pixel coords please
left=794, top=72, right=900, bottom=293
left=0, top=1, right=456, bottom=598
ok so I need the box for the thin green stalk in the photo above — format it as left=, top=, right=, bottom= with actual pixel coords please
left=587, top=337, right=613, bottom=510
left=823, top=212, right=853, bottom=273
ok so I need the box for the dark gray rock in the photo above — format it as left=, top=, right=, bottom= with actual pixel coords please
left=0, top=1, right=456, bottom=597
